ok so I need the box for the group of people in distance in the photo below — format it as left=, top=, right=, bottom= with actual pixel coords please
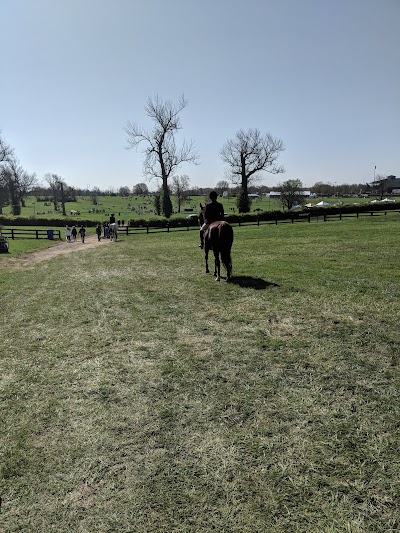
left=65, top=224, right=86, bottom=243
left=65, top=213, right=119, bottom=245
left=100, top=222, right=114, bottom=240
left=64, top=197, right=224, bottom=249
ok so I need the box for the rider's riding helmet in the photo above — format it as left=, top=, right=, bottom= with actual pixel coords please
left=209, top=191, right=218, bottom=200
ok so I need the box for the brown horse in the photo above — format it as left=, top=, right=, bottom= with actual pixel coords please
left=200, top=205, right=233, bottom=281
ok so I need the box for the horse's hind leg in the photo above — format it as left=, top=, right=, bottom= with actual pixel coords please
left=205, top=249, right=210, bottom=274
left=226, top=255, right=232, bottom=281
left=214, top=251, right=221, bottom=281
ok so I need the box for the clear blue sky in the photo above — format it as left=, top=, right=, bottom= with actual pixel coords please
left=1, top=0, right=399, bottom=191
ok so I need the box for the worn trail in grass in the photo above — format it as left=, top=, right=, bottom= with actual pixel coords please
left=1, top=216, right=399, bottom=531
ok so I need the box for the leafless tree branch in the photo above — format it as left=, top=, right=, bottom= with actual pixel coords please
left=124, top=95, right=198, bottom=217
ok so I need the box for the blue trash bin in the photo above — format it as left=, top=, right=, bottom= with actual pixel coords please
left=47, top=229, right=54, bottom=240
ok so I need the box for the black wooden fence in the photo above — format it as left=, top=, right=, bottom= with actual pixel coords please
left=1, top=209, right=399, bottom=239
left=0, top=228, right=62, bottom=240
left=119, top=209, right=400, bottom=235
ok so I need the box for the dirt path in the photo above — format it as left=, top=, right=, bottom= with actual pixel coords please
left=0, top=235, right=111, bottom=271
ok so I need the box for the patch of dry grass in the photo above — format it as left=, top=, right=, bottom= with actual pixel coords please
left=0, top=216, right=399, bottom=531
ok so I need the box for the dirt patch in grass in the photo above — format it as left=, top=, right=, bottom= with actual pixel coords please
left=0, top=235, right=112, bottom=271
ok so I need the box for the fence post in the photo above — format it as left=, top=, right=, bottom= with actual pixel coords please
left=11, top=229, right=15, bottom=239
left=324, top=214, right=327, bottom=222
left=339, top=212, right=342, bottom=220
left=36, top=230, right=39, bottom=239
left=238, top=218, right=241, bottom=227
left=257, top=215, right=259, bottom=226
left=308, top=213, right=311, bottom=222
left=275, top=216, right=278, bottom=225
left=167, top=223, right=170, bottom=233
left=147, top=225, right=149, bottom=234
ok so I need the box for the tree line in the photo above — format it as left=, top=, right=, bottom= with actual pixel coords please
left=124, top=95, right=391, bottom=217
left=124, top=95, right=286, bottom=217
left=1, top=93, right=394, bottom=217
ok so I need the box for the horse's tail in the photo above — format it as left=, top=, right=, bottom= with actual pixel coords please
left=219, top=222, right=233, bottom=277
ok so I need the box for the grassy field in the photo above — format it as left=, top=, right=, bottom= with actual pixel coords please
left=0, top=237, right=56, bottom=257
left=0, top=215, right=399, bottom=531
left=2, top=194, right=394, bottom=223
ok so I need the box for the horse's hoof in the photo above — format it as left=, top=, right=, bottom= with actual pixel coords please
left=206, top=269, right=210, bottom=274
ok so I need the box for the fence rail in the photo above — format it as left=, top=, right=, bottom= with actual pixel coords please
left=0, top=228, right=62, bottom=240
left=2, top=209, right=400, bottom=239
left=120, top=209, right=400, bottom=234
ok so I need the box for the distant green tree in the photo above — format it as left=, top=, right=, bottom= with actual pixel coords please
left=236, top=187, right=251, bottom=212
left=154, top=192, right=161, bottom=215
left=133, top=182, right=149, bottom=195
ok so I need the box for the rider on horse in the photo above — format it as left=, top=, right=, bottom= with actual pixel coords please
left=199, top=191, right=224, bottom=249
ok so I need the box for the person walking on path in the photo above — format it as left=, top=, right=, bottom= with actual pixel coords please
left=65, top=225, right=71, bottom=242
left=95, top=223, right=102, bottom=241
left=71, top=225, right=77, bottom=242
left=78, top=225, right=86, bottom=243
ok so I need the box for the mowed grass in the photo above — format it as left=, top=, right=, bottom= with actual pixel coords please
left=0, top=216, right=399, bottom=532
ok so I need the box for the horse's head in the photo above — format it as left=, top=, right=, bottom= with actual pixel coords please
left=199, top=203, right=205, bottom=225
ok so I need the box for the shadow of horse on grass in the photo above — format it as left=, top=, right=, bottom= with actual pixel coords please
left=228, top=276, right=280, bottom=290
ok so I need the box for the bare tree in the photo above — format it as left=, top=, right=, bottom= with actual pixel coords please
left=221, top=128, right=285, bottom=212
left=124, top=95, right=198, bottom=218
left=1, top=159, right=37, bottom=215
left=310, top=181, right=335, bottom=197
left=90, top=186, right=100, bottom=205
left=44, top=173, right=61, bottom=211
left=0, top=134, right=36, bottom=213
left=215, top=180, right=230, bottom=195
left=119, top=186, right=131, bottom=197
left=278, top=179, right=304, bottom=210
left=172, top=175, right=190, bottom=213
left=0, top=131, right=14, bottom=163
left=371, top=174, right=389, bottom=200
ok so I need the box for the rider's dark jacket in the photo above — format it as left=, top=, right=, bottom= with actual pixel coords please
left=204, top=201, right=224, bottom=224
